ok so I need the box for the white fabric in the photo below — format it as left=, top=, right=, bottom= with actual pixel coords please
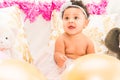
left=24, top=15, right=61, bottom=80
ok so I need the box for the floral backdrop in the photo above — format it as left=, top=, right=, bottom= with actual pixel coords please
left=0, top=0, right=65, bottom=22
left=0, top=0, right=108, bottom=23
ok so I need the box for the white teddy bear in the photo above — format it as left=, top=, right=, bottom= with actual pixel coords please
left=0, top=6, right=33, bottom=63
left=0, top=26, right=17, bottom=59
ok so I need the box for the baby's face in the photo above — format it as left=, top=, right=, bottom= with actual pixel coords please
left=62, top=7, right=88, bottom=35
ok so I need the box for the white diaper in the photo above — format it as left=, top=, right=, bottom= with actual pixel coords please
left=65, top=58, right=74, bottom=68
left=58, top=58, right=74, bottom=74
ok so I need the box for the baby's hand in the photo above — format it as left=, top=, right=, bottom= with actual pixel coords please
left=57, top=54, right=67, bottom=68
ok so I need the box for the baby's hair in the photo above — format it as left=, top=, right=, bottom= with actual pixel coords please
left=62, top=0, right=89, bottom=18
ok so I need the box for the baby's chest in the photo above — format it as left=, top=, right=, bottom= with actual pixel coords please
left=65, top=41, right=87, bottom=54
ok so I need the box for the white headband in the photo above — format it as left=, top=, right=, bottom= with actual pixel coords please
left=60, top=1, right=88, bottom=18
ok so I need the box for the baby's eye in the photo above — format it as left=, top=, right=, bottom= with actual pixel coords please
left=5, top=37, right=8, bottom=40
left=74, top=16, right=79, bottom=20
left=64, top=17, right=69, bottom=20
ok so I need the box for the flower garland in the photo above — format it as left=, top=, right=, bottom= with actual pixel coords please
left=0, top=0, right=65, bottom=23
left=86, top=0, right=108, bottom=15
left=0, top=0, right=108, bottom=23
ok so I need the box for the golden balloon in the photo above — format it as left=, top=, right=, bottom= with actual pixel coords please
left=61, top=54, right=120, bottom=80
left=0, top=59, right=47, bottom=80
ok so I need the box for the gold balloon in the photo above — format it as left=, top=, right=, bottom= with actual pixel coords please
left=0, top=59, right=47, bottom=80
left=61, top=54, right=120, bottom=80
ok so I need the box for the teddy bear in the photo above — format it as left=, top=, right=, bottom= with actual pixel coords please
left=104, top=27, right=120, bottom=59
left=0, top=6, right=33, bottom=63
left=0, top=26, right=17, bottom=59
left=0, top=22, right=33, bottom=63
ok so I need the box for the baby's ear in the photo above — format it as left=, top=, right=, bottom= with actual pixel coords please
left=86, top=19, right=89, bottom=25
left=84, top=19, right=89, bottom=28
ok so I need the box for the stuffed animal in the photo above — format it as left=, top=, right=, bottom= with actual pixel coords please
left=0, top=24, right=33, bottom=63
left=104, top=27, right=120, bottom=59
left=0, top=26, right=17, bottom=59
left=0, top=6, right=33, bottom=63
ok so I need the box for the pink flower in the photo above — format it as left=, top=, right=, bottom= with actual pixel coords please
left=0, top=0, right=65, bottom=22
left=86, top=0, right=108, bottom=15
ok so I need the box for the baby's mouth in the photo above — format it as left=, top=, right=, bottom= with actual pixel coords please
left=68, top=26, right=75, bottom=29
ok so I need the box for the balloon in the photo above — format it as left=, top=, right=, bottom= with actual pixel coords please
left=61, top=54, right=120, bottom=80
left=0, top=59, right=47, bottom=80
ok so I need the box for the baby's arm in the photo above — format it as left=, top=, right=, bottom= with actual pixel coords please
left=87, top=39, right=95, bottom=54
left=54, top=36, right=67, bottom=68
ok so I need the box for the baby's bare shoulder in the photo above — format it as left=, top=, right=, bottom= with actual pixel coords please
left=82, top=35, right=93, bottom=45
left=55, top=34, right=65, bottom=43
left=56, top=34, right=64, bottom=39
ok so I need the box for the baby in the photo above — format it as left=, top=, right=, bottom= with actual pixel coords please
left=54, top=1, right=95, bottom=68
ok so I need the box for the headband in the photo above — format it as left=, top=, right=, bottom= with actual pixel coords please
left=61, top=1, right=88, bottom=18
